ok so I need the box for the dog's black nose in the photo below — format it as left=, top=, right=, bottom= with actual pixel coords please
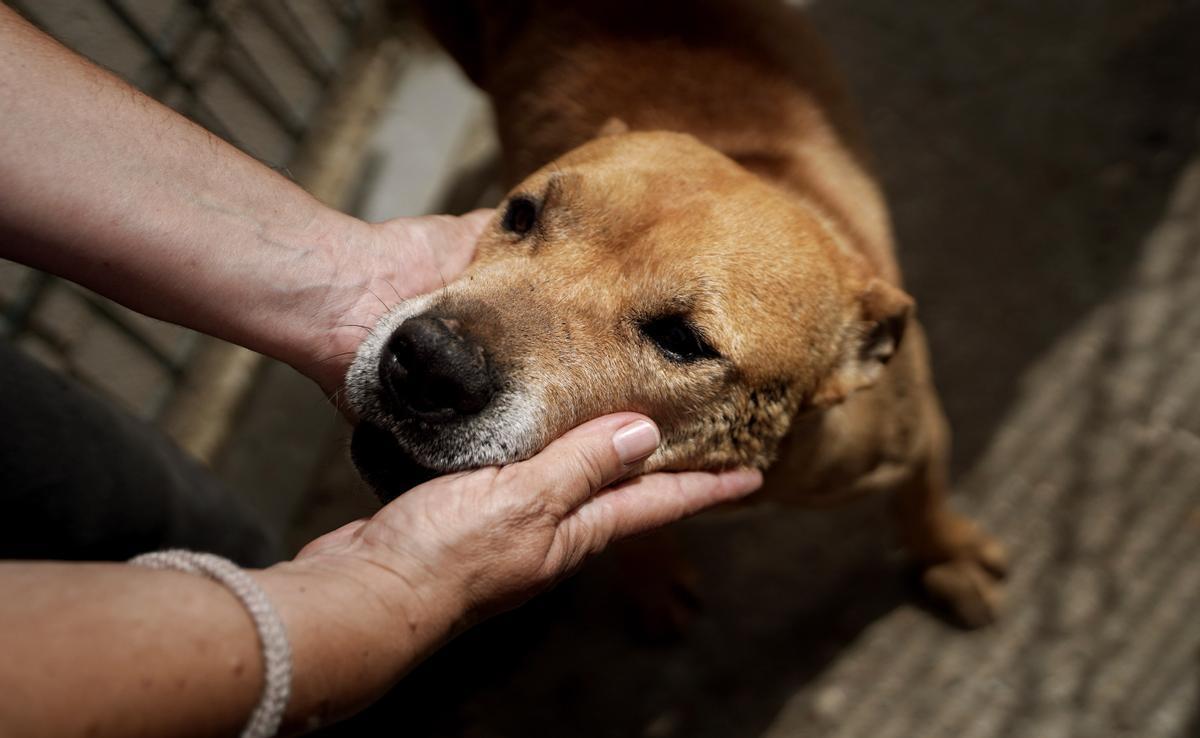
left=379, top=315, right=494, bottom=422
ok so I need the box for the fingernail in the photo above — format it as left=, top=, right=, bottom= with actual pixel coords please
left=613, top=420, right=660, bottom=465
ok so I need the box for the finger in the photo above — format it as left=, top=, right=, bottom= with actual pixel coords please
left=563, top=468, right=763, bottom=546
left=506, top=413, right=661, bottom=513
left=460, top=208, right=494, bottom=238
left=430, top=209, right=494, bottom=276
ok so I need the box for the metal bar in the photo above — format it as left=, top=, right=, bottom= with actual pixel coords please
left=257, top=1, right=336, bottom=85
left=148, top=329, right=205, bottom=418
left=324, top=0, right=362, bottom=27
left=196, top=3, right=308, bottom=140
left=144, top=2, right=209, bottom=94
left=216, top=54, right=307, bottom=141
left=153, top=1, right=194, bottom=47
left=3, top=0, right=43, bottom=29
left=0, top=273, right=52, bottom=340
left=97, top=0, right=244, bottom=149
left=80, top=296, right=189, bottom=375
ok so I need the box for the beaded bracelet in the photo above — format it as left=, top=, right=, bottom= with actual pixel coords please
left=130, top=549, right=292, bottom=738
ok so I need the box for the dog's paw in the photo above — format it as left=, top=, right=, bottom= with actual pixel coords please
left=921, top=556, right=1005, bottom=628
left=910, top=514, right=1008, bottom=628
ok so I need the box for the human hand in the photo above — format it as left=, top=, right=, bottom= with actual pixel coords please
left=295, top=413, right=762, bottom=628
left=0, top=413, right=757, bottom=737
left=303, top=209, right=493, bottom=400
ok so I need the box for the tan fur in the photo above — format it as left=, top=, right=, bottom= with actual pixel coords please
left=411, top=0, right=1008, bottom=626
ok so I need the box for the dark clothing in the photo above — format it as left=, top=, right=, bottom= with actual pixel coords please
left=0, top=341, right=276, bottom=566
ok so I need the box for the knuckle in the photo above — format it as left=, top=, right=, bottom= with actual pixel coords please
left=491, top=490, right=550, bottom=530
left=485, top=467, right=554, bottom=529
left=492, top=462, right=523, bottom=489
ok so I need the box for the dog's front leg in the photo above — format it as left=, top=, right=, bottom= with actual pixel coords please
left=893, top=405, right=1009, bottom=628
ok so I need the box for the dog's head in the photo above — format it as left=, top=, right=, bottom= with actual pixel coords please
left=346, top=131, right=911, bottom=499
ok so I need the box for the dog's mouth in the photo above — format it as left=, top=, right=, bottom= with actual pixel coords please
left=350, top=422, right=443, bottom=502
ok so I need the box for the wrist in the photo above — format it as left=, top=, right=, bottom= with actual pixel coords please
left=253, top=548, right=464, bottom=730
left=251, top=209, right=372, bottom=378
left=288, top=527, right=471, bottom=637
left=282, top=216, right=413, bottom=397
left=284, top=211, right=490, bottom=397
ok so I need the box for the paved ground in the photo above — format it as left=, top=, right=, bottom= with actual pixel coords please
left=285, top=1, right=1200, bottom=736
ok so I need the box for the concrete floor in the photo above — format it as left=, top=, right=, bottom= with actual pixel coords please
left=291, top=1, right=1200, bottom=736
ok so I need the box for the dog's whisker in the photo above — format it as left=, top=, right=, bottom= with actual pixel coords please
left=384, top=280, right=407, bottom=304
left=367, top=286, right=391, bottom=312
left=327, top=386, right=345, bottom=412
left=310, top=351, right=358, bottom=365
left=338, top=323, right=378, bottom=338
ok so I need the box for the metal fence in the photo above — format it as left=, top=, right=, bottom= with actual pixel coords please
left=0, top=0, right=386, bottom=420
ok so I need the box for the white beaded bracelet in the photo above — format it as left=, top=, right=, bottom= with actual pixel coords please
left=129, top=549, right=293, bottom=738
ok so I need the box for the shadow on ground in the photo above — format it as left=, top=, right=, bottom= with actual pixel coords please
left=312, top=1, right=1200, bottom=736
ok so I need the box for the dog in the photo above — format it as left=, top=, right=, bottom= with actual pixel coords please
left=346, top=0, right=1007, bottom=627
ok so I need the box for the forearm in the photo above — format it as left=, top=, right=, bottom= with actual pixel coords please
left=0, top=559, right=457, bottom=737
left=0, top=6, right=368, bottom=372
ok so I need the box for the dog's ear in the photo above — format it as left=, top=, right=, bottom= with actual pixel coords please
left=596, top=117, right=630, bottom=137
left=811, top=277, right=914, bottom=408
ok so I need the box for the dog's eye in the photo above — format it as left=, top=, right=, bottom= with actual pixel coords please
left=641, top=315, right=720, bottom=363
left=501, top=195, right=539, bottom=236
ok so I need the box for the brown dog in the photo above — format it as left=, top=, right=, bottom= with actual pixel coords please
left=346, top=0, right=1007, bottom=627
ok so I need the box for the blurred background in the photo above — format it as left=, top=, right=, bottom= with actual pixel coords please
left=1, top=1, right=1197, bottom=736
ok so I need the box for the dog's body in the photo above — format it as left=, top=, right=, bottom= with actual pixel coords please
left=349, top=0, right=1006, bottom=625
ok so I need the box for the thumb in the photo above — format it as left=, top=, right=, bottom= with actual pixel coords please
left=508, top=413, right=661, bottom=514
left=459, top=208, right=494, bottom=239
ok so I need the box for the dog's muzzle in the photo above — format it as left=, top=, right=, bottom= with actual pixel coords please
left=351, top=312, right=499, bottom=502
left=378, top=314, right=496, bottom=423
